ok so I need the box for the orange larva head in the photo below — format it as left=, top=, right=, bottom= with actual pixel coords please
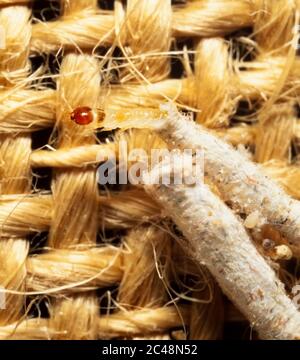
left=70, top=106, right=93, bottom=125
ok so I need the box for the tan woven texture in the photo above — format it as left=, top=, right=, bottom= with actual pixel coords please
left=0, top=0, right=300, bottom=339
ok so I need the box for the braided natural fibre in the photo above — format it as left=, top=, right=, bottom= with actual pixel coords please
left=0, top=0, right=300, bottom=340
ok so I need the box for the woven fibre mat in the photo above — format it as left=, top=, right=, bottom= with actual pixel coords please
left=0, top=0, right=300, bottom=340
